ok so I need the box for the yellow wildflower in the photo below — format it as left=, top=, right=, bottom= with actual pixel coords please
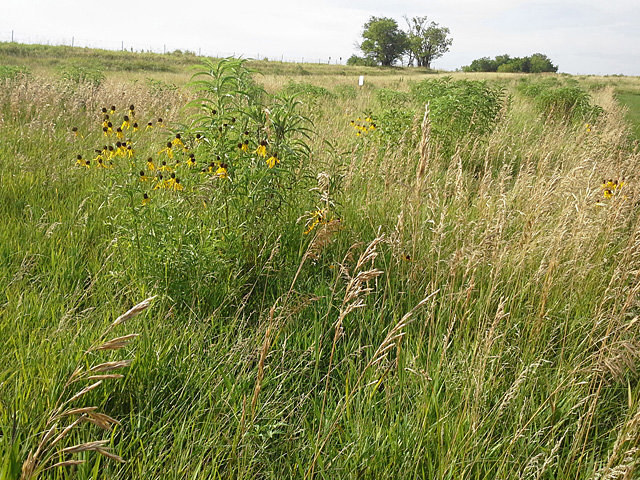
left=121, top=116, right=131, bottom=130
left=266, top=153, right=280, bottom=169
left=172, top=134, right=184, bottom=147
left=147, top=157, right=156, bottom=171
left=159, top=160, right=173, bottom=172
left=153, top=174, right=166, bottom=190
left=303, top=209, right=327, bottom=235
left=215, top=166, right=228, bottom=179
left=158, top=142, right=174, bottom=159
left=256, top=140, right=267, bottom=157
left=142, top=193, right=150, bottom=205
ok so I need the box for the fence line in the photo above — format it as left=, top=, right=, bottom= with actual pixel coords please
left=0, top=30, right=347, bottom=65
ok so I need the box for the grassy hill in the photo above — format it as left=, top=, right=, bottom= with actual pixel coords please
left=2, top=42, right=640, bottom=479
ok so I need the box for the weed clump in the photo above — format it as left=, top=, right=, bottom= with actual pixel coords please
left=517, top=78, right=603, bottom=122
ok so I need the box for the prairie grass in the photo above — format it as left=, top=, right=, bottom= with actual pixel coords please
left=2, top=46, right=640, bottom=479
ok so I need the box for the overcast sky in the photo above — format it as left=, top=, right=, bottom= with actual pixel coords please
left=1, top=0, right=638, bottom=75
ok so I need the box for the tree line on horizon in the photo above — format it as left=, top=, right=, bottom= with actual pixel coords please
left=462, top=53, right=558, bottom=73
left=348, top=15, right=558, bottom=73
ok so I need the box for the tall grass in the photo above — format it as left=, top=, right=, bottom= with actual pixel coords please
left=1, top=60, right=640, bottom=479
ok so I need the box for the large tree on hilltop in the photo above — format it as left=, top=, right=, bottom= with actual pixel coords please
left=404, top=16, right=453, bottom=69
left=359, top=16, right=409, bottom=66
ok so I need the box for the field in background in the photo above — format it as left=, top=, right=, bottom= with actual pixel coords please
left=2, top=43, right=640, bottom=479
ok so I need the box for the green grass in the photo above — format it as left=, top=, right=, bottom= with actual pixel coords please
left=616, top=88, right=640, bottom=139
left=2, top=44, right=640, bottom=479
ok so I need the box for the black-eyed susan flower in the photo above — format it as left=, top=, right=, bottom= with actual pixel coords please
left=101, top=107, right=108, bottom=115
left=238, top=141, right=249, bottom=152
left=96, top=157, right=107, bottom=169
left=158, top=142, right=174, bottom=160
left=303, top=209, right=327, bottom=235
left=147, top=157, right=155, bottom=171
left=127, top=145, right=134, bottom=158
left=116, top=127, right=124, bottom=139
left=121, top=115, right=131, bottom=130
left=157, top=118, right=164, bottom=127
left=266, top=153, right=280, bottom=169
left=159, top=160, right=173, bottom=172
left=165, top=172, right=176, bottom=189
left=142, top=193, right=150, bottom=205
left=215, top=164, right=228, bottom=179
left=601, top=178, right=626, bottom=200
left=71, top=126, right=82, bottom=138
left=146, top=122, right=154, bottom=131
left=109, top=105, right=116, bottom=115
left=102, top=116, right=110, bottom=128
left=133, top=122, right=139, bottom=132
left=172, top=134, right=184, bottom=147
left=195, top=133, right=202, bottom=143
left=187, top=153, right=197, bottom=167
left=139, top=170, right=149, bottom=182
left=153, top=174, right=165, bottom=190
left=129, top=104, right=135, bottom=118
left=75, top=154, right=84, bottom=167
left=256, top=140, right=267, bottom=157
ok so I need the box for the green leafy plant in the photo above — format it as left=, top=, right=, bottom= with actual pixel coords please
left=409, top=77, right=506, bottom=153
left=0, top=65, right=30, bottom=81
left=518, top=78, right=603, bottom=121
left=57, top=62, right=105, bottom=86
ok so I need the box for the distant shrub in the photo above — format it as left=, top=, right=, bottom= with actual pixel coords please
left=145, top=78, right=178, bottom=95
left=295, top=65, right=311, bottom=76
left=346, top=55, right=377, bottom=67
left=333, top=84, right=357, bottom=99
left=517, top=79, right=603, bottom=121
left=57, top=62, right=104, bottom=86
left=282, top=82, right=333, bottom=99
left=463, top=53, right=557, bottom=73
left=410, top=77, right=506, bottom=150
left=375, top=88, right=411, bottom=108
left=0, top=65, right=30, bottom=80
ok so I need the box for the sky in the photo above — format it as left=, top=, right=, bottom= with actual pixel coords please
left=1, top=0, right=639, bottom=75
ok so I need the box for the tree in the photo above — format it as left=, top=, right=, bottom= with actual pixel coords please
left=359, top=17, right=408, bottom=66
left=529, top=53, right=558, bottom=73
left=404, top=16, right=453, bottom=69
left=346, top=55, right=377, bottom=67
